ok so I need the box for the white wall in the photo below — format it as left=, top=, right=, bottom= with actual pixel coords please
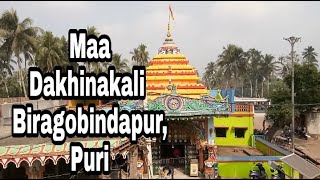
left=306, top=111, right=320, bottom=135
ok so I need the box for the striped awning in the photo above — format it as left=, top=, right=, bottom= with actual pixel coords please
left=0, top=138, right=131, bottom=169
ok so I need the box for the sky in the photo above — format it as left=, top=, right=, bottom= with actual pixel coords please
left=1, top=1, right=320, bottom=76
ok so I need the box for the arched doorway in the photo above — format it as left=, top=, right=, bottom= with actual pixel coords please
left=2, top=162, right=28, bottom=179
left=44, top=158, right=71, bottom=179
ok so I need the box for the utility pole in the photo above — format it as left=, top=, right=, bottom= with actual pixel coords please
left=283, top=36, right=301, bottom=154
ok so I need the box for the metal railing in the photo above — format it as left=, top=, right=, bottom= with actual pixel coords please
left=158, top=157, right=186, bottom=166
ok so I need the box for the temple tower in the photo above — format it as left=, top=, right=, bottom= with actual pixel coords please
left=146, top=20, right=209, bottom=100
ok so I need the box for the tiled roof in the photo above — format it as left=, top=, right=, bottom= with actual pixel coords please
left=0, top=137, right=130, bottom=169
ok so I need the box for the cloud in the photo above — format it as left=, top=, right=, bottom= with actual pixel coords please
left=212, top=1, right=268, bottom=19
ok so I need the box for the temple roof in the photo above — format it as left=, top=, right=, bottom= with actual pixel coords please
left=117, top=89, right=231, bottom=118
left=157, top=32, right=180, bottom=55
left=146, top=27, right=209, bottom=100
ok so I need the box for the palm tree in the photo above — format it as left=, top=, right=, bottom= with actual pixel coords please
left=86, top=26, right=100, bottom=71
left=203, top=62, right=227, bottom=90
left=103, top=61, right=111, bottom=70
left=87, top=26, right=100, bottom=36
left=0, top=50, right=15, bottom=73
left=302, top=46, right=318, bottom=67
left=91, top=62, right=105, bottom=74
left=217, top=44, right=246, bottom=89
left=260, top=54, right=275, bottom=97
left=111, top=53, right=130, bottom=73
left=0, top=71, right=22, bottom=97
left=0, top=50, right=15, bottom=97
left=130, top=44, right=149, bottom=66
left=203, top=62, right=217, bottom=89
left=34, top=31, right=68, bottom=73
left=246, top=49, right=262, bottom=97
left=0, top=70, right=10, bottom=97
left=0, top=9, right=41, bottom=97
left=60, top=36, right=78, bottom=71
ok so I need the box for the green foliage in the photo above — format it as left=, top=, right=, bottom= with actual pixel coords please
left=267, top=63, right=320, bottom=127
left=302, top=46, right=318, bottom=67
left=130, top=44, right=150, bottom=66
left=266, top=79, right=292, bottom=127
left=0, top=8, right=42, bottom=97
left=111, top=53, right=130, bottom=73
left=0, top=10, right=134, bottom=98
left=203, top=62, right=224, bottom=89
left=34, top=31, right=68, bottom=72
left=203, top=43, right=319, bottom=100
left=284, top=64, right=320, bottom=112
left=0, top=72, right=22, bottom=97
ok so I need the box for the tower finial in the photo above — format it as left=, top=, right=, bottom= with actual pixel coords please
left=167, top=22, right=171, bottom=37
left=167, top=5, right=174, bottom=38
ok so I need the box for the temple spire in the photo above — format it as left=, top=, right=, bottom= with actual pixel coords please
left=167, top=5, right=174, bottom=38
left=167, top=21, right=171, bottom=37
left=158, top=5, right=180, bottom=54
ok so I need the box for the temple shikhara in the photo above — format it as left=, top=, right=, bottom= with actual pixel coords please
left=145, top=32, right=224, bottom=179
left=0, top=6, right=311, bottom=180
left=146, top=30, right=208, bottom=100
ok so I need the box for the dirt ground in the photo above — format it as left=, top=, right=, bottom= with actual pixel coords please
left=294, top=138, right=320, bottom=160
left=254, top=113, right=320, bottom=163
left=217, top=146, right=263, bottom=156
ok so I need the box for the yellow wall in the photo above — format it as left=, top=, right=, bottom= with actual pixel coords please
left=255, top=139, right=288, bottom=156
left=214, top=115, right=254, bottom=147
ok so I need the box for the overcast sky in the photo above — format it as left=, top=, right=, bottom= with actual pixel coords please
left=1, top=1, right=320, bottom=76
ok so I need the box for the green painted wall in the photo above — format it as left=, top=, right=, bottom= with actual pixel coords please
left=214, top=116, right=254, bottom=146
left=255, top=140, right=287, bottom=156
left=218, top=161, right=300, bottom=179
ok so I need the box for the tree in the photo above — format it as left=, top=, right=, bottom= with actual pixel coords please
left=265, top=78, right=292, bottom=139
left=130, top=44, right=150, bottom=66
left=302, top=46, right=318, bottom=67
left=0, top=71, right=21, bottom=98
left=34, top=31, right=68, bottom=72
left=266, top=63, right=320, bottom=139
left=86, top=26, right=100, bottom=72
left=260, top=54, right=276, bottom=97
left=0, top=70, right=10, bottom=97
left=91, top=61, right=106, bottom=74
left=0, top=50, right=15, bottom=97
left=203, top=62, right=222, bottom=90
left=111, top=53, right=130, bottom=73
left=0, top=9, right=41, bottom=97
left=246, top=48, right=262, bottom=97
left=0, top=50, right=15, bottom=75
left=217, top=44, right=246, bottom=89
left=60, top=36, right=79, bottom=71
left=284, top=64, right=320, bottom=114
